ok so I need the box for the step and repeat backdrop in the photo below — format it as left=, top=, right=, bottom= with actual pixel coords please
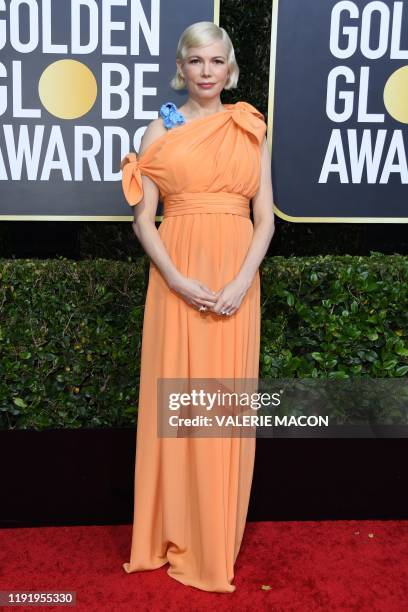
left=0, top=0, right=217, bottom=220
left=268, top=0, right=408, bottom=222
left=1, top=0, right=407, bottom=222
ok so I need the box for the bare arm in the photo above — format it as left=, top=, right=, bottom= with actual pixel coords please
left=121, top=122, right=217, bottom=310
left=235, top=136, right=275, bottom=289
left=209, top=135, right=275, bottom=316
left=122, top=119, right=183, bottom=289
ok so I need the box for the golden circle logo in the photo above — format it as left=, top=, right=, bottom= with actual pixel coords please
left=38, top=59, right=97, bottom=120
left=384, top=65, right=408, bottom=125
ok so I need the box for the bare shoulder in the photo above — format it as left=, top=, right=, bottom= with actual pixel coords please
left=120, top=117, right=167, bottom=170
left=139, top=117, right=167, bottom=155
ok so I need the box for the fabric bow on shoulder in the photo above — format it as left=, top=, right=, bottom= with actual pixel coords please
left=121, top=152, right=143, bottom=206
left=120, top=100, right=266, bottom=207
left=230, top=101, right=266, bottom=145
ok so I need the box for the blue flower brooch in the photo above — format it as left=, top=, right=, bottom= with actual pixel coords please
left=159, top=102, right=186, bottom=129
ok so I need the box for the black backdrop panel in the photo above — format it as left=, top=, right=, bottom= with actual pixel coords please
left=271, top=0, right=408, bottom=221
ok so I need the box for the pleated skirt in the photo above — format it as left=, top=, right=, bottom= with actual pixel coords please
left=122, top=212, right=260, bottom=593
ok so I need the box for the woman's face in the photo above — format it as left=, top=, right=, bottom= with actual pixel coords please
left=177, top=40, right=230, bottom=98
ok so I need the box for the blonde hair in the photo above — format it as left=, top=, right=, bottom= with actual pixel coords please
left=170, top=22, right=239, bottom=90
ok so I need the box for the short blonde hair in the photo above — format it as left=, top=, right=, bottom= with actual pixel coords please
left=170, top=21, right=239, bottom=90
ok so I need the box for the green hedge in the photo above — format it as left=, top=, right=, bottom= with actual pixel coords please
left=260, top=254, right=408, bottom=378
left=1, top=253, right=407, bottom=430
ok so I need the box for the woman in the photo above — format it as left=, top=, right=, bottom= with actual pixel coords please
left=120, top=21, right=275, bottom=593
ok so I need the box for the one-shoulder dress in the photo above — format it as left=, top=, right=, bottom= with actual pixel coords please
left=121, top=100, right=267, bottom=593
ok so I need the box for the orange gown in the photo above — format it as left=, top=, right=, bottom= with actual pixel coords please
left=121, top=100, right=266, bottom=593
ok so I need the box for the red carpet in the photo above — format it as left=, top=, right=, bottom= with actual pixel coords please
left=1, top=521, right=407, bottom=611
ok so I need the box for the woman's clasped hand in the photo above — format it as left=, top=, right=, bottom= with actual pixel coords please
left=169, top=275, right=251, bottom=317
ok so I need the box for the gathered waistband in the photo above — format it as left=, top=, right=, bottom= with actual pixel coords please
left=163, top=192, right=250, bottom=218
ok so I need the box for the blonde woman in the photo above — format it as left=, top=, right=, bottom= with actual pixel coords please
left=121, top=21, right=274, bottom=593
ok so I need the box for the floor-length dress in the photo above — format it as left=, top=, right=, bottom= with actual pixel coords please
left=121, top=101, right=267, bottom=593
